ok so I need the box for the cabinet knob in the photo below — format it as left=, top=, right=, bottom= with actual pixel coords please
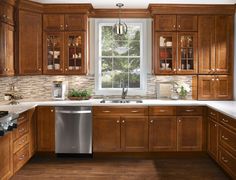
left=117, top=120, right=120, bottom=123
left=222, top=135, right=228, bottom=141
left=51, top=109, right=54, bottom=112
left=178, top=25, right=181, bottom=29
left=2, top=14, right=6, bottom=18
left=221, top=157, right=228, bottom=163
left=211, top=68, right=215, bottom=72
left=150, top=120, right=153, bottom=123
left=178, top=68, right=181, bottom=71
left=214, top=124, right=217, bottom=127
left=216, top=78, right=219, bottom=81
left=65, top=68, right=68, bottom=71
left=60, top=68, right=63, bottom=71
left=38, top=68, right=41, bottom=71
left=4, top=68, right=8, bottom=71
left=222, top=118, right=229, bottom=123
left=122, top=120, right=125, bottom=123
left=173, top=25, right=176, bottom=29
left=211, top=78, right=215, bottom=81
left=65, top=24, right=68, bottom=28
left=173, top=68, right=176, bottom=72
left=178, top=119, right=181, bottom=122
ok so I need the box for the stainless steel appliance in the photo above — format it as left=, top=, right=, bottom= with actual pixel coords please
left=52, top=81, right=67, bottom=100
left=55, top=106, right=92, bottom=154
left=0, top=111, right=18, bottom=136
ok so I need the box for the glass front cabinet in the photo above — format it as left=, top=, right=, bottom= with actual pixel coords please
left=154, top=32, right=197, bottom=74
left=43, top=31, right=86, bottom=75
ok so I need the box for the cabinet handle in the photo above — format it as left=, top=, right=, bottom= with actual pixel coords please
left=19, top=128, right=25, bottom=133
left=122, top=120, right=125, bottom=123
left=222, top=118, right=229, bottom=123
left=102, top=110, right=110, bottom=113
left=185, top=109, right=194, bottom=112
left=150, top=120, right=153, bottom=123
left=210, top=112, right=216, bottom=116
left=159, top=110, right=167, bottom=113
left=18, top=116, right=25, bottom=121
left=116, top=120, right=120, bottom=123
left=19, top=140, right=25, bottom=145
left=222, top=135, right=228, bottom=141
left=131, top=110, right=139, bottom=113
left=19, top=154, right=25, bottom=161
left=4, top=68, right=9, bottom=71
left=221, top=157, right=228, bottom=163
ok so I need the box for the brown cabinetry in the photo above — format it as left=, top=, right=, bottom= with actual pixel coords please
left=198, top=75, right=232, bottom=100
left=0, top=132, right=13, bottom=179
left=37, top=106, right=55, bottom=152
left=17, top=10, right=42, bottom=75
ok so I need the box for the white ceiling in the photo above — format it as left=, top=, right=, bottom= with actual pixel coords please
left=30, top=0, right=236, bottom=8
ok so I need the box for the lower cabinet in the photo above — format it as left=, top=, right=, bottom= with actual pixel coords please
left=177, top=116, right=203, bottom=151
left=37, top=106, right=55, bottom=152
left=149, top=116, right=177, bottom=151
left=0, top=132, right=13, bottom=179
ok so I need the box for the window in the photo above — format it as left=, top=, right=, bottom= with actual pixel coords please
left=95, top=19, right=148, bottom=95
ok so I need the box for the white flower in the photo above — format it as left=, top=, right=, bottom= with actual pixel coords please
left=177, top=88, right=181, bottom=93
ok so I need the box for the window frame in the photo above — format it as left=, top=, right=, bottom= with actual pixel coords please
left=94, top=18, right=147, bottom=96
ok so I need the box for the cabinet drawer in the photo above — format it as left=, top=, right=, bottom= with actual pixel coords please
left=219, top=126, right=236, bottom=157
left=219, top=113, right=236, bottom=132
left=218, top=147, right=236, bottom=179
left=18, top=111, right=28, bottom=125
left=14, top=144, right=29, bottom=173
left=93, top=107, right=148, bottom=116
left=208, top=108, right=218, bottom=120
left=176, top=106, right=203, bottom=116
left=149, top=106, right=176, bottom=116
left=13, top=121, right=29, bottom=141
left=13, top=133, right=29, bottom=154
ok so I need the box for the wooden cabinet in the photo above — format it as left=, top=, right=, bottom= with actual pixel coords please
left=198, top=15, right=233, bottom=75
left=93, top=107, right=149, bottom=152
left=93, top=116, right=121, bottom=152
left=43, top=14, right=64, bottom=31
left=207, top=117, right=219, bottom=161
left=65, top=14, right=87, bottom=31
left=198, top=75, right=232, bottom=100
left=0, top=132, right=13, bottom=179
left=0, top=1, right=14, bottom=25
left=17, top=10, right=42, bottom=75
left=154, top=15, right=197, bottom=32
left=149, top=116, right=177, bottom=151
left=28, top=108, right=37, bottom=157
left=37, top=106, right=55, bottom=152
left=121, top=116, right=149, bottom=152
left=177, top=116, right=203, bottom=151
left=0, top=22, right=14, bottom=76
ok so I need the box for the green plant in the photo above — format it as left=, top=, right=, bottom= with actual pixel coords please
left=68, top=89, right=91, bottom=98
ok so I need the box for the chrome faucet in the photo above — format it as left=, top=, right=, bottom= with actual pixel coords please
left=121, top=80, right=128, bottom=99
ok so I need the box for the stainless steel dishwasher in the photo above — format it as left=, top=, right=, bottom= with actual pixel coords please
left=55, top=106, right=92, bottom=154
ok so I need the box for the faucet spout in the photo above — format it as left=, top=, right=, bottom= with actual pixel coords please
left=121, top=81, right=128, bottom=99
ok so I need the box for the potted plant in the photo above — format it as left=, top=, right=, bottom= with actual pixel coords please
left=68, top=89, right=92, bottom=100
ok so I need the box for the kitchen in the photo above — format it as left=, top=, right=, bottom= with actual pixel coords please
left=0, top=0, right=236, bottom=179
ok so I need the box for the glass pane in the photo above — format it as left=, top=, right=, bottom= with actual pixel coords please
left=159, top=35, right=173, bottom=70
left=47, top=35, right=61, bottom=70
left=113, top=58, right=128, bottom=72
left=129, top=41, right=140, bottom=56
left=128, top=25, right=140, bottom=40
left=102, top=72, right=112, bottom=88
left=129, top=73, right=140, bottom=88
left=113, top=72, right=128, bottom=88
left=129, top=58, right=140, bottom=73
left=113, top=41, right=128, bottom=56
left=180, top=35, right=194, bottom=70
left=101, top=58, right=112, bottom=73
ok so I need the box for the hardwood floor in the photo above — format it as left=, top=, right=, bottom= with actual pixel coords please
left=12, top=155, right=229, bottom=180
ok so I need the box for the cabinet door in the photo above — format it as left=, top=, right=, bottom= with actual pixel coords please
left=0, top=2, right=14, bottom=25
left=177, top=15, right=197, bottom=31
left=0, top=133, right=13, bottom=179
left=154, top=15, right=176, bottom=31
left=198, top=16, right=215, bottom=74
left=154, top=32, right=177, bottom=74
left=177, top=32, right=197, bottom=74
left=207, top=118, right=218, bottom=161
left=198, top=75, right=215, bottom=100
left=121, top=116, right=149, bottom=152
left=28, top=108, right=37, bottom=157
left=93, top=116, right=121, bottom=152
left=0, top=23, right=14, bottom=76
left=37, top=106, right=55, bottom=152
left=215, top=75, right=232, bottom=100
left=215, top=15, right=233, bottom=74
left=65, top=14, right=87, bottom=31
left=43, top=14, right=64, bottom=31
left=149, top=116, right=177, bottom=151
left=64, top=31, right=86, bottom=75
left=177, top=116, right=202, bottom=151
left=43, top=32, right=64, bottom=74
left=18, top=10, right=42, bottom=75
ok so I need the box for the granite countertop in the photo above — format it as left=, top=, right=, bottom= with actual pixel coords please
left=0, top=99, right=235, bottom=119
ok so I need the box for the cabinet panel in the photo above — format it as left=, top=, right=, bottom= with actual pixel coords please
left=0, top=2, right=14, bottom=25
left=65, top=14, right=86, bottom=31
left=177, top=116, right=202, bottom=151
left=37, top=106, right=55, bottom=152
left=207, top=118, right=218, bottom=161
left=154, top=15, right=176, bottom=31
left=149, top=106, right=176, bottom=116
left=93, top=116, right=121, bottom=152
left=149, top=116, right=177, bottom=151
left=198, top=16, right=215, bottom=74
left=43, top=14, right=64, bottom=31
left=13, top=144, right=29, bottom=173
left=177, top=15, right=197, bottom=31
left=198, top=75, right=215, bottom=100
left=28, top=108, right=37, bottom=157
left=0, top=132, right=13, bottom=179
left=215, top=75, right=232, bottom=100
left=121, top=116, right=149, bottom=152
left=18, top=10, right=42, bottom=75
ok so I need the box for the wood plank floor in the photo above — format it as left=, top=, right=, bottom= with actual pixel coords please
left=12, top=155, right=230, bottom=180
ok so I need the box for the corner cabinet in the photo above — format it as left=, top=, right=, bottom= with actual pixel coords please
left=43, top=14, right=88, bottom=75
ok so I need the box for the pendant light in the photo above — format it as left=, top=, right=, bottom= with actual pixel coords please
left=113, top=3, right=127, bottom=35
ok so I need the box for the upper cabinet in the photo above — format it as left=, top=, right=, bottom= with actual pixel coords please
left=154, top=15, right=197, bottom=32
left=198, top=15, right=233, bottom=75
left=17, top=10, right=42, bottom=75
left=43, top=13, right=88, bottom=75
left=0, top=1, right=14, bottom=26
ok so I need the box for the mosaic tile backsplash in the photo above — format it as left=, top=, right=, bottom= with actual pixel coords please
left=0, top=75, right=192, bottom=101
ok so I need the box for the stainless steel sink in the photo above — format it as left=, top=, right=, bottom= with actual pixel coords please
left=100, top=99, right=143, bottom=104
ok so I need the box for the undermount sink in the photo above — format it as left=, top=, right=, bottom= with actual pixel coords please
left=100, top=99, right=143, bottom=104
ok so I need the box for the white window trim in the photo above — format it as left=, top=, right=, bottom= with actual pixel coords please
left=94, top=18, right=148, bottom=96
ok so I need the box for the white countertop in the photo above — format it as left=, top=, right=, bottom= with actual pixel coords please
left=0, top=99, right=235, bottom=119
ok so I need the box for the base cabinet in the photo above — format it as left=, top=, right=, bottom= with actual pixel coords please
left=207, top=118, right=218, bottom=161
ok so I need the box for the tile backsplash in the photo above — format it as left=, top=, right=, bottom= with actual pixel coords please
left=0, top=74, right=193, bottom=101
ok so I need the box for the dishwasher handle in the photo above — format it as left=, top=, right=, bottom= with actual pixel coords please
left=55, top=110, right=92, bottom=114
